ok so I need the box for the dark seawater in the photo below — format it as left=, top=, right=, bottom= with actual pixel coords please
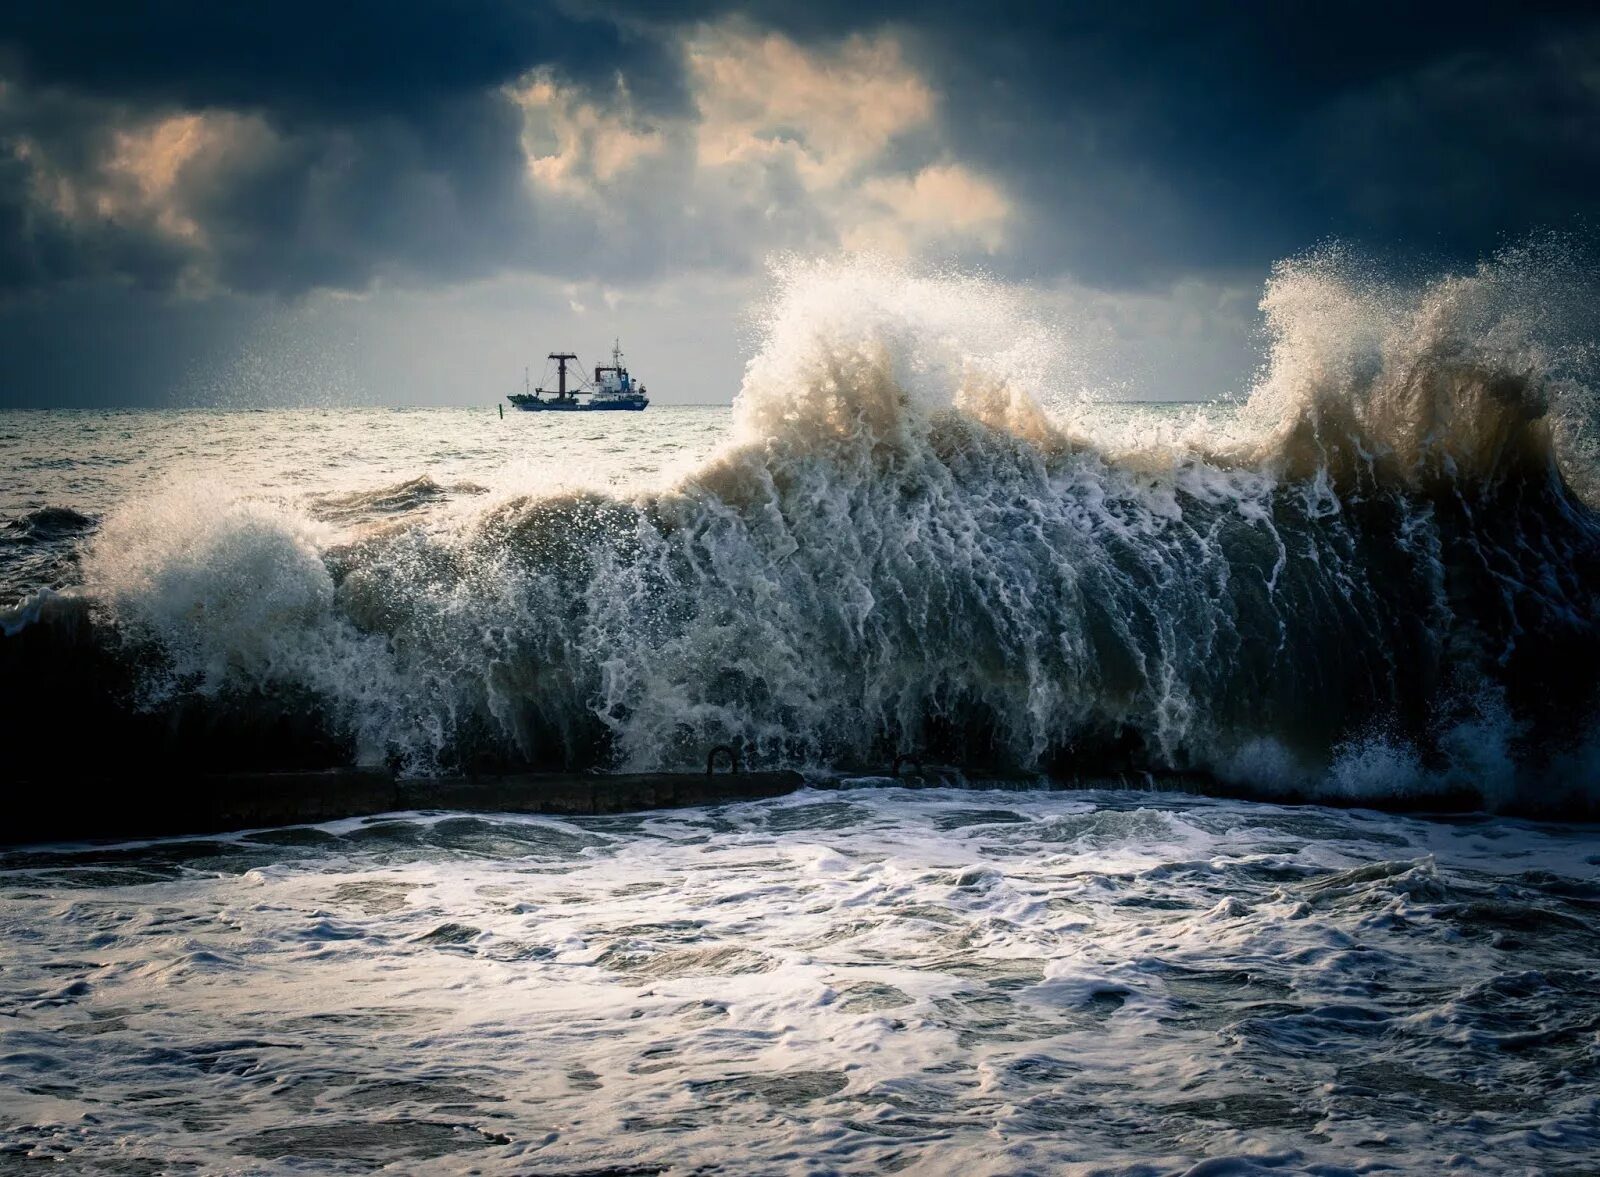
left=1, top=789, right=1596, bottom=1174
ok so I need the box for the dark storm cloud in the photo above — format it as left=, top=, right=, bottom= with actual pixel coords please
left=0, top=84, right=204, bottom=294
left=908, top=0, right=1600, bottom=283
left=1, top=0, right=1598, bottom=300
left=0, top=1, right=694, bottom=297
left=0, top=0, right=685, bottom=116
left=180, top=95, right=543, bottom=295
left=1305, top=29, right=1600, bottom=244
left=605, top=0, right=1600, bottom=283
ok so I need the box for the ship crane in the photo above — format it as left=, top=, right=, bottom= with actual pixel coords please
left=534, top=353, right=581, bottom=402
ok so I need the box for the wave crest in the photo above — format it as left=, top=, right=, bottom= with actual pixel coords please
left=1242, top=237, right=1595, bottom=493
left=19, top=246, right=1600, bottom=812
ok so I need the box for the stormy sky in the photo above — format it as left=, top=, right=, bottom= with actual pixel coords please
left=1, top=1, right=1596, bottom=407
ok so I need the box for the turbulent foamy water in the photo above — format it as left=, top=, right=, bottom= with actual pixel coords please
left=2, top=789, right=1598, bottom=1174
left=6, top=243, right=1600, bottom=808
left=2, top=247, right=1600, bottom=1170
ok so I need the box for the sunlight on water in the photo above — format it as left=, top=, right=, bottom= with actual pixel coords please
left=0, top=404, right=733, bottom=529
left=2, top=789, right=1596, bottom=1174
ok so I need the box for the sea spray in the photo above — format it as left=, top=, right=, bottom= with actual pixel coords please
left=40, top=245, right=1600, bottom=809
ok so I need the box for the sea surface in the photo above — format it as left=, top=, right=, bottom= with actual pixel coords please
left=0, top=404, right=733, bottom=604
left=3, top=789, right=1598, bottom=1175
left=2, top=253, right=1599, bottom=1172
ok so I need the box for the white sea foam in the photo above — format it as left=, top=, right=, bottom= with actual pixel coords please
left=0, top=789, right=1595, bottom=1173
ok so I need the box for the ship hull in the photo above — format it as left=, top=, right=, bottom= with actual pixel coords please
left=508, top=400, right=648, bottom=411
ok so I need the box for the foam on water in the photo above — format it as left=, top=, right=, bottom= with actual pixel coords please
left=0, top=789, right=1595, bottom=1173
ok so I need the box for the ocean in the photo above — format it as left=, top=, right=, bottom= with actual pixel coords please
left=1, top=252, right=1598, bottom=1172
left=0, top=404, right=732, bottom=607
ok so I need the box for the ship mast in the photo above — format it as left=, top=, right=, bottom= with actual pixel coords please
left=548, top=352, right=578, bottom=399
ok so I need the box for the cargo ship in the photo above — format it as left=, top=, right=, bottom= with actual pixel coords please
left=508, top=341, right=649, bottom=411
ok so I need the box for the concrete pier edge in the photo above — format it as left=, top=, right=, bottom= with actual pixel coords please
left=1, top=761, right=1559, bottom=849
left=1, top=767, right=812, bottom=847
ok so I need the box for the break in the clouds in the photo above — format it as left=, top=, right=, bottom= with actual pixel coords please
left=0, top=1, right=1597, bottom=404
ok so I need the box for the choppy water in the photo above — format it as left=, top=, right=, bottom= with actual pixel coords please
left=2, top=788, right=1597, bottom=1175
left=0, top=404, right=732, bottom=602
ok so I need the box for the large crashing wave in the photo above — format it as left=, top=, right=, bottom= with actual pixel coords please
left=61, top=243, right=1600, bottom=810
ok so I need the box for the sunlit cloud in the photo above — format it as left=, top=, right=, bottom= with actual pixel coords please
left=849, top=162, right=1010, bottom=254
left=688, top=27, right=933, bottom=189
left=5, top=101, right=279, bottom=293
left=507, top=75, right=667, bottom=196
left=687, top=27, right=1008, bottom=257
left=5, top=0, right=1585, bottom=407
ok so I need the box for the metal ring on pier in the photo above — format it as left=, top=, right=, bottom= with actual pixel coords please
left=707, top=745, right=741, bottom=776
left=892, top=753, right=924, bottom=778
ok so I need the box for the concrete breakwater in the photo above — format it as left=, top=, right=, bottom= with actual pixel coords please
left=1, top=767, right=811, bottom=846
